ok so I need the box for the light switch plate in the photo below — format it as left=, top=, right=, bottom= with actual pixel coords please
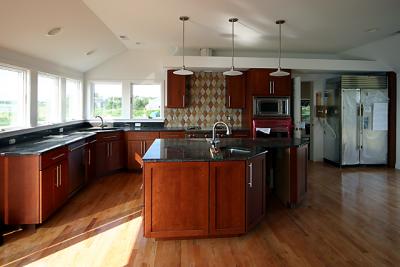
left=134, top=122, right=141, bottom=127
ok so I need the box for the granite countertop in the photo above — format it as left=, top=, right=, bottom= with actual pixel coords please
left=0, top=132, right=96, bottom=156
left=0, top=126, right=252, bottom=156
left=142, top=138, right=308, bottom=162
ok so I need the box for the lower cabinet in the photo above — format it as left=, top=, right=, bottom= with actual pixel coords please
left=144, top=162, right=209, bottom=238
left=126, top=132, right=160, bottom=170
left=41, top=159, right=69, bottom=221
left=246, top=154, right=266, bottom=230
left=95, top=132, right=124, bottom=177
left=210, top=161, right=245, bottom=236
left=144, top=155, right=268, bottom=239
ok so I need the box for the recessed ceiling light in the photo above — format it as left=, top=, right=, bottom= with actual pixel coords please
left=135, top=42, right=141, bottom=45
left=366, top=28, right=379, bottom=33
left=46, top=27, right=62, bottom=36
left=85, top=50, right=96, bottom=56
left=119, top=35, right=129, bottom=40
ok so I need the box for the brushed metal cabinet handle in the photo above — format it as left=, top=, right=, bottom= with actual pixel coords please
left=228, top=95, right=231, bottom=107
left=88, top=149, right=91, bottom=165
left=248, top=163, right=253, bottom=188
left=51, top=153, right=65, bottom=161
left=59, top=164, right=62, bottom=187
left=55, top=165, right=59, bottom=187
left=182, top=95, right=185, bottom=107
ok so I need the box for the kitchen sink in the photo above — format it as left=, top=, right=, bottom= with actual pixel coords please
left=43, top=134, right=69, bottom=139
left=79, top=127, right=120, bottom=132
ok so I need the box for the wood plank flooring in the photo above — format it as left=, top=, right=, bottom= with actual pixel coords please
left=1, top=162, right=400, bottom=266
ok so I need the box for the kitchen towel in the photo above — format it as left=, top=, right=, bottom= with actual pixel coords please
left=256, top=128, right=271, bottom=134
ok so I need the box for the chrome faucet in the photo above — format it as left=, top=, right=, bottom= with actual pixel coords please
left=95, top=115, right=104, bottom=128
left=210, top=121, right=231, bottom=147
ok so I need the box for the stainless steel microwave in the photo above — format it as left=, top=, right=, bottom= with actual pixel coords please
left=253, top=97, right=290, bottom=117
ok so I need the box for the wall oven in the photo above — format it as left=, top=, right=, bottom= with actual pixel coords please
left=253, top=97, right=290, bottom=117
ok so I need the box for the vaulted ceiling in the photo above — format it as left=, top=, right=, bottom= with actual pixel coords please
left=0, top=0, right=399, bottom=72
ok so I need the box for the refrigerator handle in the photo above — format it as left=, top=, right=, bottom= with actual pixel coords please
left=357, top=104, right=361, bottom=150
left=360, top=103, right=364, bottom=149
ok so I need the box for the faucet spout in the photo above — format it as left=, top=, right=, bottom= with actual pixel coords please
left=211, top=121, right=231, bottom=147
left=95, top=115, right=104, bottom=129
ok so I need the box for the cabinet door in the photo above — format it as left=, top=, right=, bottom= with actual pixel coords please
left=246, top=154, right=266, bottom=230
left=85, top=141, right=96, bottom=182
left=226, top=75, right=246, bottom=108
left=95, top=142, right=108, bottom=178
left=210, top=161, right=245, bottom=235
left=54, top=160, right=69, bottom=209
left=291, top=145, right=308, bottom=205
left=144, top=162, right=209, bottom=238
left=166, top=70, right=187, bottom=108
left=247, top=69, right=272, bottom=96
left=127, top=140, right=143, bottom=170
left=271, top=74, right=292, bottom=96
left=41, top=165, right=57, bottom=222
left=108, top=140, right=124, bottom=171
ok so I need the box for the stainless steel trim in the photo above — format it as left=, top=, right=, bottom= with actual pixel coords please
left=59, top=164, right=62, bottom=186
left=69, top=143, right=88, bottom=152
left=248, top=163, right=253, bottom=188
left=51, top=153, right=65, bottom=161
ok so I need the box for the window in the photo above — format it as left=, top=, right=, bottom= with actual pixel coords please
left=66, top=79, right=82, bottom=121
left=0, top=65, right=27, bottom=130
left=37, top=73, right=60, bottom=125
left=93, top=82, right=122, bottom=118
left=131, top=84, right=162, bottom=119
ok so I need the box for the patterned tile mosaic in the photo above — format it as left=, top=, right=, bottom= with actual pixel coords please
left=164, top=72, right=242, bottom=128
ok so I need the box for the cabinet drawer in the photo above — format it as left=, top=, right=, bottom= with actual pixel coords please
left=40, top=146, right=68, bottom=170
left=96, top=131, right=123, bottom=142
left=159, top=131, right=185, bottom=139
left=125, top=131, right=159, bottom=141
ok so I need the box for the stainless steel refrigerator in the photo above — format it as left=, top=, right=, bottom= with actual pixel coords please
left=323, top=75, right=388, bottom=166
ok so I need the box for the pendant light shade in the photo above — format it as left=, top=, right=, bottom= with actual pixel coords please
left=270, top=20, right=290, bottom=77
left=174, top=16, right=193, bottom=76
left=223, top=18, right=242, bottom=76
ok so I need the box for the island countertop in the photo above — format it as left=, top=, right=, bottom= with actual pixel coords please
left=142, top=138, right=308, bottom=162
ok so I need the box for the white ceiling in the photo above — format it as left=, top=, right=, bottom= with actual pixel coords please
left=0, top=0, right=399, bottom=72
left=82, top=0, right=400, bottom=54
left=0, top=0, right=126, bottom=72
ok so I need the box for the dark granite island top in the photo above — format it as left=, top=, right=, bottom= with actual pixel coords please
left=142, top=138, right=308, bottom=162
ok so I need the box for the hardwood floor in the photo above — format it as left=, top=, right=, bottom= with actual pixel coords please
left=1, top=162, right=400, bottom=266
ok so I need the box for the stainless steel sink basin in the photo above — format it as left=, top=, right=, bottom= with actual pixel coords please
left=79, top=127, right=120, bottom=132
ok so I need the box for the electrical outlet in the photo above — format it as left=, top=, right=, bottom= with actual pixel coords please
left=59, top=127, right=64, bottom=133
left=9, top=138, right=16, bottom=145
left=134, top=122, right=141, bottom=127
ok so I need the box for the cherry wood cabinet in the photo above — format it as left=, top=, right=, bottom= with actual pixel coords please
left=95, top=132, right=124, bottom=177
left=144, top=162, right=209, bottom=238
left=246, top=153, right=267, bottom=230
left=166, top=70, right=189, bottom=108
left=225, top=74, right=246, bottom=108
left=125, top=131, right=159, bottom=170
left=159, top=131, right=185, bottom=139
left=210, top=161, right=245, bottom=236
left=247, top=68, right=292, bottom=97
left=231, top=130, right=251, bottom=138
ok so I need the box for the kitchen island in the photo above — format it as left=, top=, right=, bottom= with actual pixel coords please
left=142, top=138, right=308, bottom=239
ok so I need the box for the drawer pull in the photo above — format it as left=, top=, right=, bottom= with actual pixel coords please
left=51, top=153, right=65, bottom=161
left=69, top=143, right=88, bottom=152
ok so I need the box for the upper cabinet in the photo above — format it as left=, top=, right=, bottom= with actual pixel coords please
left=166, top=70, right=189, bottom=108
left=247, top=68, right=292, bottom=97
left=225, top=73, right=246, bottom=109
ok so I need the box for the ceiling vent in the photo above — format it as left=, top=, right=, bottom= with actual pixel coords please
left=200, top=48, right=213, bottom=56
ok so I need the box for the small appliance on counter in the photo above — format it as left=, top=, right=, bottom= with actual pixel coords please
left=253, top=97, right=290, bottom=117
left=252, top=118, right=292, bottom=138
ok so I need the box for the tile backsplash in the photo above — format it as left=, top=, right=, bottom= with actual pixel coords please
left=164, top=72, right=242, bottom=128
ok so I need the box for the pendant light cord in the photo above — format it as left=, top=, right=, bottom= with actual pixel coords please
left=182, top=19, right=185, bottom=69
left=231, top=20, right=234, bottom=69
left=278, top=22, right=281, bottom=69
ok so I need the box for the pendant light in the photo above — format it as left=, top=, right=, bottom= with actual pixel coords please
left=173, top=16, right=193, bottom=76
left=223, top=18, right=242, bottom=76
left=270, top=20, right=290, bottom=77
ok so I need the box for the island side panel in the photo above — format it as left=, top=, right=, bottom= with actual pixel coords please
left=143, top=161, right=210, bottom=238
left=209, top=161, right=245, bottom=236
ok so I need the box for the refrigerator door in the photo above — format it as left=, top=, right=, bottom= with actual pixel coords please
left=341, top=89, right=360, bottom=165
left=359, top=89, right=388, bottom=164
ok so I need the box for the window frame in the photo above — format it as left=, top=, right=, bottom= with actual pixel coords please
left=37, top=72, right=62, bottom=126
left=90, top=81, right=124, bottom=119
left=130, top=82, right=164, bottom=120
left=0, top=63, right=29, bottom=131
left=65, top=78, right=83, bottom=121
